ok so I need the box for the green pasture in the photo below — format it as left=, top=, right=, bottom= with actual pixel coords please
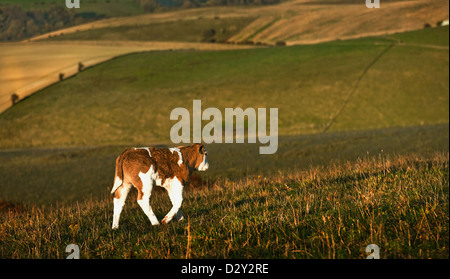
left=0, top=26, right=448, bottom=260
left=0, top=27, right=448, bottom=205
left=1, top=27, right=448, bottom=150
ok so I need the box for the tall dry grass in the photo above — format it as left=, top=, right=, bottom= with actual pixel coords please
left=0, top=152, right=448, bottom=258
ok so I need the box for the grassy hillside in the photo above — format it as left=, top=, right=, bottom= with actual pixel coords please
left=0, top=22, right=447, bottom=260
left=1, top=27, right=448, bottom=149
left=0, top=123, right=448, bottom=205
left=0, top=152, right=448, bottom=259
left=0, top=27, right=447, bottom=206
left=0, top=40, right=249, bottom=114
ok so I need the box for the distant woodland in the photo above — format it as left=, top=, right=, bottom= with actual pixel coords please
left=0, top=5, right=80, bottom=41
left=0, top=0, right=281, bottom=41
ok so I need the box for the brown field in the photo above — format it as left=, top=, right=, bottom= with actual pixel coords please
left=0, top=41, right=251, bottom=114
left=229, top=0, right=449, bottom=45
left=28, top=0, right=449, bottom=45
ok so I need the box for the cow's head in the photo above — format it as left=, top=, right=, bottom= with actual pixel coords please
left=194, top=144, right=209, bottom=171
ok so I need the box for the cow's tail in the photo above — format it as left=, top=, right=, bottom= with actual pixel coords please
left=111, top=153, right=125, bottom=194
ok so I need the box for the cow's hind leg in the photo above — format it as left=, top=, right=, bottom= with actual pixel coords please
left=162, top=178, right=184, bottom=224
left=112, top=183, right=131, bottom=229
left=136, top=170, right=160, bottom=226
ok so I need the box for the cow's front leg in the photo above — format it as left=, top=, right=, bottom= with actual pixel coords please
left=162, top=178, right=184, bottom=224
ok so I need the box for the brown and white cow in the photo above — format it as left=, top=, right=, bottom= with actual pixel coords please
left=110, top=143, right=209, bottom=229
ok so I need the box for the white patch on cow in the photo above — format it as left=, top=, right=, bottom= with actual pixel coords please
left=112, top=198, right=124, bottom=229
left=169, top=147, right=183, bottom=166
left=138, top=169, right=151, bottom=190
left=112, top=183, right=131, bottom=229
left=135, top=147, right=151, bottom=157
left=111, top=176, right=123, bottom=194
left=156, top=178, right=162, bottom=187
left=198, top=153, right=209, bottom=171
left=159, top=177, right=173, bottom=190
left=162, top=176, right=184, bottom=224
left=137, top=166, right=159, bottom=226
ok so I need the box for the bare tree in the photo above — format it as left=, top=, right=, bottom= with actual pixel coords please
left=11, top=93, right=19, bottom=105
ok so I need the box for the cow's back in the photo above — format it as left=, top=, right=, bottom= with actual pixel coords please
left=149, top=147, right=189, bottom=186
left=121, top=148, right=156, bottom=181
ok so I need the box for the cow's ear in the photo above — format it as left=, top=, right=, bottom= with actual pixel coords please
left=198, top=144, right=205, bottom=154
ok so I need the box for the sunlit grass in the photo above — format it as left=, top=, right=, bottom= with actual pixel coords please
left=1, top=152, right=448, bottom=259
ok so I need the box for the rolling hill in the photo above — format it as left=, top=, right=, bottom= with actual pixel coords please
left=0, top=27, right=448, bottom=204
left=0, top=0, right=448, bottom=260
left=1, top=0, right=447, bottom=114
left=1, top=27, right=448, bottom=149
